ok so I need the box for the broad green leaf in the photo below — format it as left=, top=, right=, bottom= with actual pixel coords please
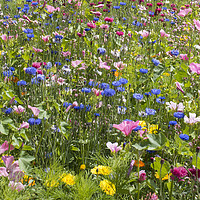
left=0, top=124, right=8, bottom=135
left=2, top=118, right=13, bottom=124
left=147, top=133, right=168, bottom=150
left=19, top=152, right=35, bottom=173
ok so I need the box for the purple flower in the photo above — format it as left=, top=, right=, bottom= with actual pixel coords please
left=106, top=142, right=122, bottom=153
left=171, top=167, right=188, bottom=181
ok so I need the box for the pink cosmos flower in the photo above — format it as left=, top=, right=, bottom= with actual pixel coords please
left=113, top=120, right=139, bottom=136
left=0, top=141, right=14, bottom=155
left=28, top=105, right=40, bottom=117
left=104, top=17, right=113, bottom=22
left=106, top=142, right=122, bottom=153
left=114, top=61, right=127, bottom=70
left=184, top=113, right=200, bottom=125
left=87, top=22, right=96, bottom=28
left=180, top=54, right=188, bottom=61
left=193, top=19, right=200, bottom=31
left=18, top=122, right=29, bottom=130
left=160, top=29, right=170, bottom=37
left=99, top=57, right=110, bottom=70
left=71, top=60, right=82, bottom=68
left=33, top=47, right=43, bottom=53
left=189, top=63, right=200, bottom=74
left=139, top=30, right=149, bottom=38
left=1, top=34, right=13, bottom=41
left=46, top=5, right=60, bottom=13
left=177, top=8, right=192, bottom=17
left=62, top=51, right=71, bottom=57
left=175, top=82, right=185, bottom=94
left=100, top=24, right=109, bottom=30
left=13, top=105, right=25, bottom=114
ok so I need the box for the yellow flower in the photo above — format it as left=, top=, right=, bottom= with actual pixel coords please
left=61, top=173, right=75, bottom=186
left=45, top=179, right=59, bottom=187
left=148, top=124, right=158, bottom=134
left=163, top=73, right=170, bottom=77
left=155, top=172, right=172, bottom=180
left=100, top=180, right=116, bottom=196
left=91, top=166, right=111, bottom=175
left=80, top=164, right=86, bottom=170
left=139, top=121, right=147, bottom=130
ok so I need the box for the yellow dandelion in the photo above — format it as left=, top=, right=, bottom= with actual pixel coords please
left=61, top=173, right=75, bottom=186
left=100, top=180, right=116, bottom=196
left=163, top=73, right=170, bottom=77
left=80, top=164, right=86, bottom=170
left=91, top=165, right=111, bottom=175
left=155, top=172, right=172, bottom=180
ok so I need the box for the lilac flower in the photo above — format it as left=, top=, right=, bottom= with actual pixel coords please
left=106, top=142, right=122, bottom=153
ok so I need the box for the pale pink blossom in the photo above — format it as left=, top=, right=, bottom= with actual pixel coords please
left=0, top=141, right=14, bottom=155
left=18, top=122, right=29, bottom=130
left=33, top=47, right=43, bottom=53
left=189, top=63, right=200, bottom=74
left=114, top=61, right=127, bottom=70
left=46, top=5, right=60, bottom=13
left=178, top=8, right=192, bottom=17
left=42, top=35, right=50, bottom=42
left=100, top=24, right=109, bottom=30
left=9, top=181, right=25, bottom=192
left=113, top=120, right=139, bottom=136
left=13, top=105, right=25, bottom=114
left=166, top=102, right=185, bottom=112
left=87, top=22, right=96, bottom=28
left=184, top=113, right=200, bottom=124
left=160, top=29, right=170, bottom=37
left=138, top=30, right=149, bottom=38
left=176, top=82, right=185, bottom=94
left=99, top=57, right=110, bottom=70
left=106, top=142, right=122, bottom=153
left=71, top=60, right=82, bottom=68
left=62, top=51, right=71, bottom=57
left=91, top=11, right=102, bottom=16
left=78, top=63, right=87, bottom=70
left=1, top=34, right=13, bottom=41
left=193, top=19, right=200, bottom=31
left=28, top=105, right=40, bottom=117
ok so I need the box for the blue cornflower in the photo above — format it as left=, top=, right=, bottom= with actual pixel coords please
left=24, top=29, right=33, bottom=34
left=120, top=2, right=126, bottom=5
left=44, top=62, right=52, bottom=69
left=27, top=34, right=34, bottom=38
left=85, top=28, right=90, bottom=31
left=25, top=67, right=37, bottom=75
left=88, top=81, right=98, bottom=87
left=35, top=119, right=41, bottom=125
left=17, top=80, right=27, bottom=86
left=145, top=92, right=151, bottom=96
left=4, top=108, right=12, bottom=114
left=119, top=78, right=128, bottom=85
left=117, top=87, right=125, bottom=92
left=80, top=104, right=84, bottom=110
left=97, top=47, right=106, bottom=55
left=28, top=118, right=35, bottom=125
left=94, top=113, right=100, bottom=117
left=179, top=134, right=189, bottom=141
left=133, top=125, right=142, bottom=131
left=170, top=50, right=179, bottom=56
left=81, top=88, right=91, bottom=93
left=113, top=6, right=120, bottom=9
left=156, top=97, right=165, bottom=104
left=169, top=121, right=177, bottom=126
left=145, top=108, right=156, bottom=115
left=152, top=59, right=160, bottom=66
left=133, top=93, right=143, bottom=100
left=10, top=67, right=15, bottom=71
left=101, top=89, right=115, bottom=97
left=85, top=105, right=91, bottom=112
left=3, top=71, right=13, bottom=77
left=63, top=102, right=72, bottom=108
left=93, top=17, right=99, bottom=21
left=99, top=83, right=109, bottom=90
left=174, top=112, right=184, bottom=119
left=151, top=89, right=161, bottom=95
left=112, top=81, right=121, bottom=87
left=139, top=68, right=148, bottom=74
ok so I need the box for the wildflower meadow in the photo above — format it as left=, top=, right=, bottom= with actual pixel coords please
left=1, top=0, right=200, bottom=199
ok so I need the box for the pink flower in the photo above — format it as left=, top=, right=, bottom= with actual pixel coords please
left=91, top=11, right=102, bottom=17
left=193, top=19, right=200, bottom=31
left=0, top=141, right=14, bottom=155
left=113, top=120, right=139, bottom=136
left=178, top=8, right=192, bottom=17
left=9, top=181, right=25, bottom=192
left=1, top=34, right=13, bottom=41
left=13, top=105, right=25, bottom=114
left=23, top=15, right=32, bottom=22
left=106, top=142, right=122, bottom=153
left=18, top=122, right=29, bottom=130
left=139, top=30, right=149, bottom=38
left=189, top=63, right=200, bottom=74
left=114, top=61, right=127, bottom=70
left=175, top=82, right=185, bottom=94
left=71, top=60, right=82, bottom=68
left=180, top=54, right=188, bottom=61
left=184, top=113, right=200, bottom=124
left=116, top=31, right=124, bottom=36
left=99, top=57, right=110, bottom=70
left=78, top=63, right=87, bottom=70
left=100, top=24, right=109, bottom=30
left=33, top=47, right=43, bottom=53
left=87, top=22, right=96, bottom=28
left=46, top=5, right=60, bottom=13
left=32, top=62, right=42, bottom=69
left=136, top=170, right=146, bottom=182
left=9, top=97, right=15, bottom=105
left=171, top=167, right=188, bottom=181
left=93, top=88, right=101, bottom=96
left=160, top=29, right=170, bottom=37
left=104, top=17, right=114, bottom=22
left=42, top=35, right=50, bottom=42
left=28, top=105, right=40, bottom=117
left=62, top=51, right=71, bottom=57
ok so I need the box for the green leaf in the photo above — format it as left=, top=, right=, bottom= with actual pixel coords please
left=147, top=133, right=168, bottom=150
left=192, top=153, right=200, bottom=169
left=23, top=145, right=34, bottom=151
left=2, top=118, right=13, bottom=124
left=151, top=157, right=170, bottom=178
left=0, top=124, right=8, bottom=135
left=174, top=70, right=187, bottom=82
left=18, top=152, right=35, bottom=173
left=71, top=146, right=80, bottom=152
left=153, top=64, right=165, bottom=81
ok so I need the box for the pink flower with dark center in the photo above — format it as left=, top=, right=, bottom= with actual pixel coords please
left=135, top=170, right=146, bottom=182
left=106, top=142, right=122, bottom=153
left=113, top=120, right=139, bottom=136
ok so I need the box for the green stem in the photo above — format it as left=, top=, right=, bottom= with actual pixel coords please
left=169, top=179, right=174, bottom=200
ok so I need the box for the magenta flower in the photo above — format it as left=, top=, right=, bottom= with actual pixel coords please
left=33, top=47, right=43, bottom=53
left=160, top=29, right=170, bottom=38
left=28, top=105, right=40, bottom=117
left=87, top=22, right=96, bottom=29
left=189, top=63, right=200, bottom=74
left=180, top=54, right=188, bottom=61
left=188, top=167, right=200, bottom=180
left=104, top=17, right=114, bottom=22
left=113, top=120, right=139, bottom=136
left=177, top=8, right=192, bottom=17
left=171, top=167, right=188, bottom=181
left=0, top=141, right=14, bottom=155
left=135, top=170, right=146, bottom=182
left=18, top=121, right=29, bottom=130
left=42, top=35, right=50, bottom=42
left=106, top=142, right=122, bottom=153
